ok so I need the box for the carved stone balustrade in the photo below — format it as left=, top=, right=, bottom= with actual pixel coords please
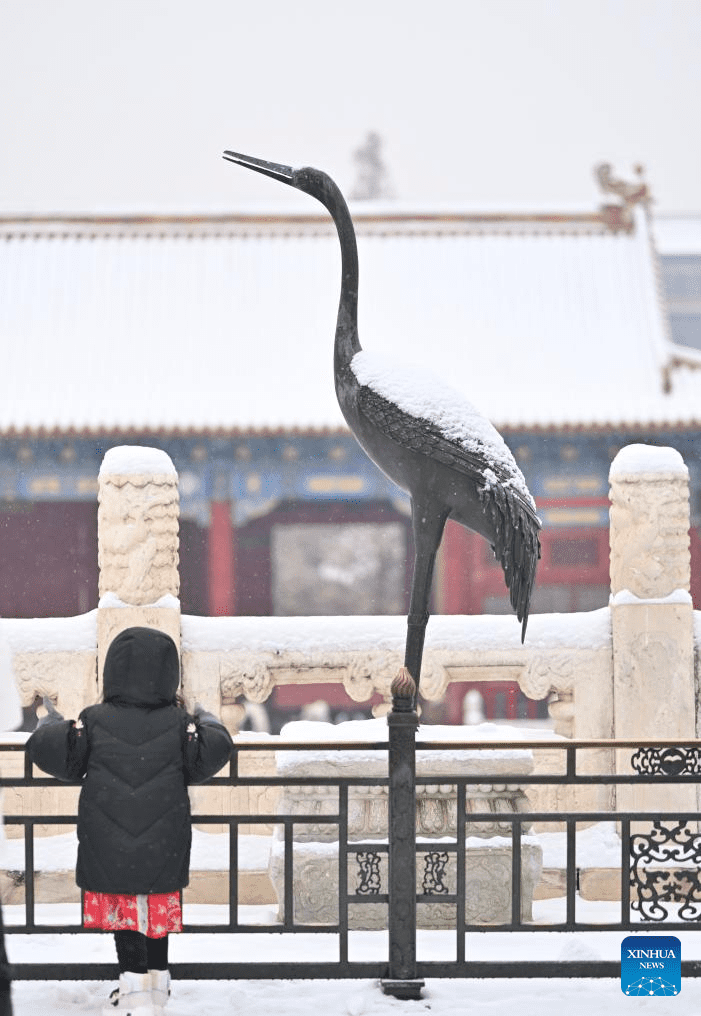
left=2, top=439, right=700, bottom=845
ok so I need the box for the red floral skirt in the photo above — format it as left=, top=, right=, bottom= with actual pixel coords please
left=82, top=891, right=183, bottom=938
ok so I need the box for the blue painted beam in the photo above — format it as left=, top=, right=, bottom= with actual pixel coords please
left=0, top=429, right=700, bottom=528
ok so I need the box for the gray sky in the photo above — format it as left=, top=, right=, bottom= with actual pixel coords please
left=2, top=0, right=700, bottom=213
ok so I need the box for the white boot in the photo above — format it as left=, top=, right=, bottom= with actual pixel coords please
left=149, top=969, right=171, bottom=1011
left=103, top=970, right=156, bottom=1015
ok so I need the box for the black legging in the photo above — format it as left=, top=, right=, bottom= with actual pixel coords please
left=114, top=930, right=169, bottom=974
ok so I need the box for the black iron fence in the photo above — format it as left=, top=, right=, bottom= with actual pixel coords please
left=2, top=733, right=701, bottom=991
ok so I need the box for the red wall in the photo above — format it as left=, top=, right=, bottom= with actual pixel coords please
left=0, top=503, right=98, bottom=618
left=179, top=518, right=208, bottom=616
left=438, top=516, right=612, bottom=616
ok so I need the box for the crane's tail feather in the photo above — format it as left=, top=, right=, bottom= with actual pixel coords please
left=479, top=485, right=541, bottom=643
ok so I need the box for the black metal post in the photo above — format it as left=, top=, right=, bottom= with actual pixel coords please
left=381, top=669, right=425, bottom=1000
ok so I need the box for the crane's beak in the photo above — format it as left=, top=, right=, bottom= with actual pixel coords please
left=222, top=150, right=294, bottom=185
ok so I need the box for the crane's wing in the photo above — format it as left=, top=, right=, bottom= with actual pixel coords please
left=358, top=384, right=536, bottom=511
left=358, top=384, right=541, bottom=638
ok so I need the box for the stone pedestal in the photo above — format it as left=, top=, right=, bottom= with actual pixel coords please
left=268, top=748, right=542, bottom=928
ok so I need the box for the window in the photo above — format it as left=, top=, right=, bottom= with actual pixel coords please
left=668, top=313, right=701, bottom=351
left=271, top=521, right=407, bottom=615
left=660, top=256, right=701, bottom=350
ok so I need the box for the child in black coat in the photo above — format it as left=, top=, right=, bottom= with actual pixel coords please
left=27, top=626, right=234, bottom=1015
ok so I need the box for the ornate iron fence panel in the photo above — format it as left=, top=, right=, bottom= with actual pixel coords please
left=355, top=851, right=383, bottom=895
left=631, top=746, right=701, bottom=777
left=3, top=739, right=701, bottom=982
left=630, top=821, right=701, bottom=922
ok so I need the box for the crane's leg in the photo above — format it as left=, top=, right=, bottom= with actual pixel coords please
left=403, top=502, right=448, bottom=702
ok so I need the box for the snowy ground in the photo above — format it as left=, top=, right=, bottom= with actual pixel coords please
left=5, top=900, right=701, bottom=1014
left=12, top=974, right=701, bottom=1016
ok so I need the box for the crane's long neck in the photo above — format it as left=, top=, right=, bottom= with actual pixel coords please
left=312, top=173, right=361, bottom=373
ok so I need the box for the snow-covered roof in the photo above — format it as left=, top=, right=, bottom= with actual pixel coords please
left=0, top=205, right=699, bottom=434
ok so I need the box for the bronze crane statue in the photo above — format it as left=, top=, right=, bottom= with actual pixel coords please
left=223, top=150, right=541, bottom=700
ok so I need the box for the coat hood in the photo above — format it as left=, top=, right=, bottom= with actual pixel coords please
left=103, top=627, right=180, bottom=708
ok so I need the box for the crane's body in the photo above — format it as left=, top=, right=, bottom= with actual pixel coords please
left=223, top=151, right=541, bottom=697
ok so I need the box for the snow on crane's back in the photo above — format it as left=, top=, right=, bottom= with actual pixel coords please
left=350, top=348, right=534, bottom=505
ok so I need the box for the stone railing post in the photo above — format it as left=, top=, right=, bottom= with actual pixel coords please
left=97, top=446, right=181, bottom=688
left=609, top=444, right=696, bottom=813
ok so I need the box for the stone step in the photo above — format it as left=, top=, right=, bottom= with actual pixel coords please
left=537, top=867, right=697, bottom=902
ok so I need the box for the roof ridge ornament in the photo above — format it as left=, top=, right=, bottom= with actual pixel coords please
left=662, top=347, right=701, bottom=394
left=595, top=162, right=652, bottom=230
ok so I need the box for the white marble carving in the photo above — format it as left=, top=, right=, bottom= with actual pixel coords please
left=268, top=748, right=542, bottom=928
left=98, top=448, right=180, bottom=607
